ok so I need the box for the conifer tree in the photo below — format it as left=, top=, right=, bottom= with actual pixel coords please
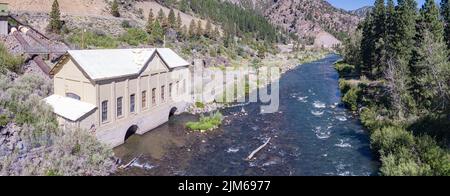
left=157, top=8, right=167, bottom=29
left=390, top=0, right=418, bottom=112
left=150, top=20, right=164, bottom=46
left=180, top=25, right=188, bottom=40
left=393, top=0, right=418, bottom=64
left=441, top=0, right=450, bottom=49
left=188, top=19, right=196, bottom=38
left=111, top=0, right=120, bottom=17
left=411, top=30, right=450, bottom=112
left=146, top=9, right=155, bottom=34
left=411, top=0, right=448, bottom=110
left=371, top=0, right=387, bottom=78
left=205, top=20, right=212, bottom=37
left=48, top=0, right=62, bottom=33
left=385, top=0, right=396, bottom=54
left=176, top=12, right=182, bottom=30
left=418, top=0, right=444, bottom=41
left=168, top=8, right=176, bottom=28
left=196, top=20, right=203, bottom=36
left=360, top=12, right=375, bottom=77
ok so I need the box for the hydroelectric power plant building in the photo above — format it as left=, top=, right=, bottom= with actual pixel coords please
left=45, top=48, right=191, bottom=147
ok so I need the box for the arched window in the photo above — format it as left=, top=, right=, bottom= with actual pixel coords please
left=66, top=93, right=81, bottom=100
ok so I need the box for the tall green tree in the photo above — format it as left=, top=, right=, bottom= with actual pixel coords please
left=440, top=0, right=450, bottom=49
left=393, top=0, right=418, bottom=64
left=48, top=0, right=62, bottom=33
left=410, top=0, right=448, bottom=110
left=168, top=8, right=176, bottom=28
left=410, top=30, right=450, bottom=112
left=111, top=0, right=120, bottom=17
left=149, top=20, right=164, bottom=46
left=146, top=9, right=155, bottom=34
left=390, top=0, right=418, bottom=112
left=418, top=0, right=444, bottom=41
left=385, top=0, right=396, bottom=54
left=360, top=12, right=375, bottom=77
left=372, top=0, right=388, bottom=78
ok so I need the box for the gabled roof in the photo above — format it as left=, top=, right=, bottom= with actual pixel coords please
left=55, top=48, right=189, bottom=81
left=44, top=95, right=97, bottom=122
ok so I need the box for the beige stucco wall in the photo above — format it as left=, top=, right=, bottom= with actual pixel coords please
left=53, top=58, right=96, bottom=104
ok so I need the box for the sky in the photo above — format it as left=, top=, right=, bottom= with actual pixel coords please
left=326, top=0, right=439, bottom=11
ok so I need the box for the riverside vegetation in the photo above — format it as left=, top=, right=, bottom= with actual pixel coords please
left=338, top=0, right=450, bottom=176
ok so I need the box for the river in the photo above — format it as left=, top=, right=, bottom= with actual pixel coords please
left=114, top=54, right=380, bottom=176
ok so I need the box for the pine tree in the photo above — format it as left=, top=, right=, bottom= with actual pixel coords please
left=419, top=0, right=444, bottom=41
left=371, top=0, right=387, bottom=78
left=111, top=0, right=120, bottom=17
left=385, top=0, right=396, bottom=54
left=188, top=19, right=196, bottom=38
left=205, top=20, right=212, bottom=37
left=411, top=30, right=450, bottom=112
left=196, top=20, right=203, bottom=36
left=146, top=9, right=154, bottom=34
left=168, top=8, right=176, bottom=29
left=441, top=0, right=450, bottom=49
left=360, top=12, right=375, bottom=77
left=393, top=0, right=418, bottom=64
left=390, top=0, right=418, bottom=112
left=150, top=20, right=164, bottom=46
left=157, top=8, right=167, bottom=29
left=176, top=12, right=182, bottom=30
left=411, top=0, right=448, bottom=110
left=48, top=0, right=62, bottom=33
left=180, top=25, right=188, bottom=40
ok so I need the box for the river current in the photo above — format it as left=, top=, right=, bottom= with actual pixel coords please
left=114, top=55, right=379, bottom=176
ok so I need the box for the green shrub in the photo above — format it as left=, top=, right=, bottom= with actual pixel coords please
left=371, top=126, right=450, bottom=176
left=342, top=85, right=360, bottom=111
left=119, top=28, right=149, bottom=46
left=195, top=102, right=205, bottom=109
left=371, top=126, right=415, bottom=156
left=67, top=30, right=119, bottom=49
left=0, top=43, right=24, bottom=73
left=334, top=62, right=355, bottom=77
left=0, top=114, right=9, bottom=127
left=121, top=20, right=132, bottom=28
left=380, top=147, right=431, bottom=176
left=339, top=79, right=352, bottom=95
left=186, top=112, right=223, bottom=132
left=415, top=136, right=450, bottom=176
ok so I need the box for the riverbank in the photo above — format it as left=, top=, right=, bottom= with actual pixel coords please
left=334, top=61, right=450, bottom=176
left=186, top=50, right=330, bottom=114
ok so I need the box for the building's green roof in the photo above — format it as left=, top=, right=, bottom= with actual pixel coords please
left=0, top=3, right=9, bottom=16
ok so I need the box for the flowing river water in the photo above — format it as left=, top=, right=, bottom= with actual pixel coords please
left=114, top=55, right=380, bottom=176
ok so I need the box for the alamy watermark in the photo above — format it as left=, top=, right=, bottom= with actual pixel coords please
left=177, top=61, right=281, bottom=113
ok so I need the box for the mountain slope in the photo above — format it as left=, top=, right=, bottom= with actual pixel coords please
left=226, top=0, right=362, bottom=46
left=349, top=6, right=373, bottom=18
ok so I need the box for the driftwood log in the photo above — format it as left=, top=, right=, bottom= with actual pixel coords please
left=118, top=154, right=143, bottom=169
left=246, top=138, right=271, bottom=161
